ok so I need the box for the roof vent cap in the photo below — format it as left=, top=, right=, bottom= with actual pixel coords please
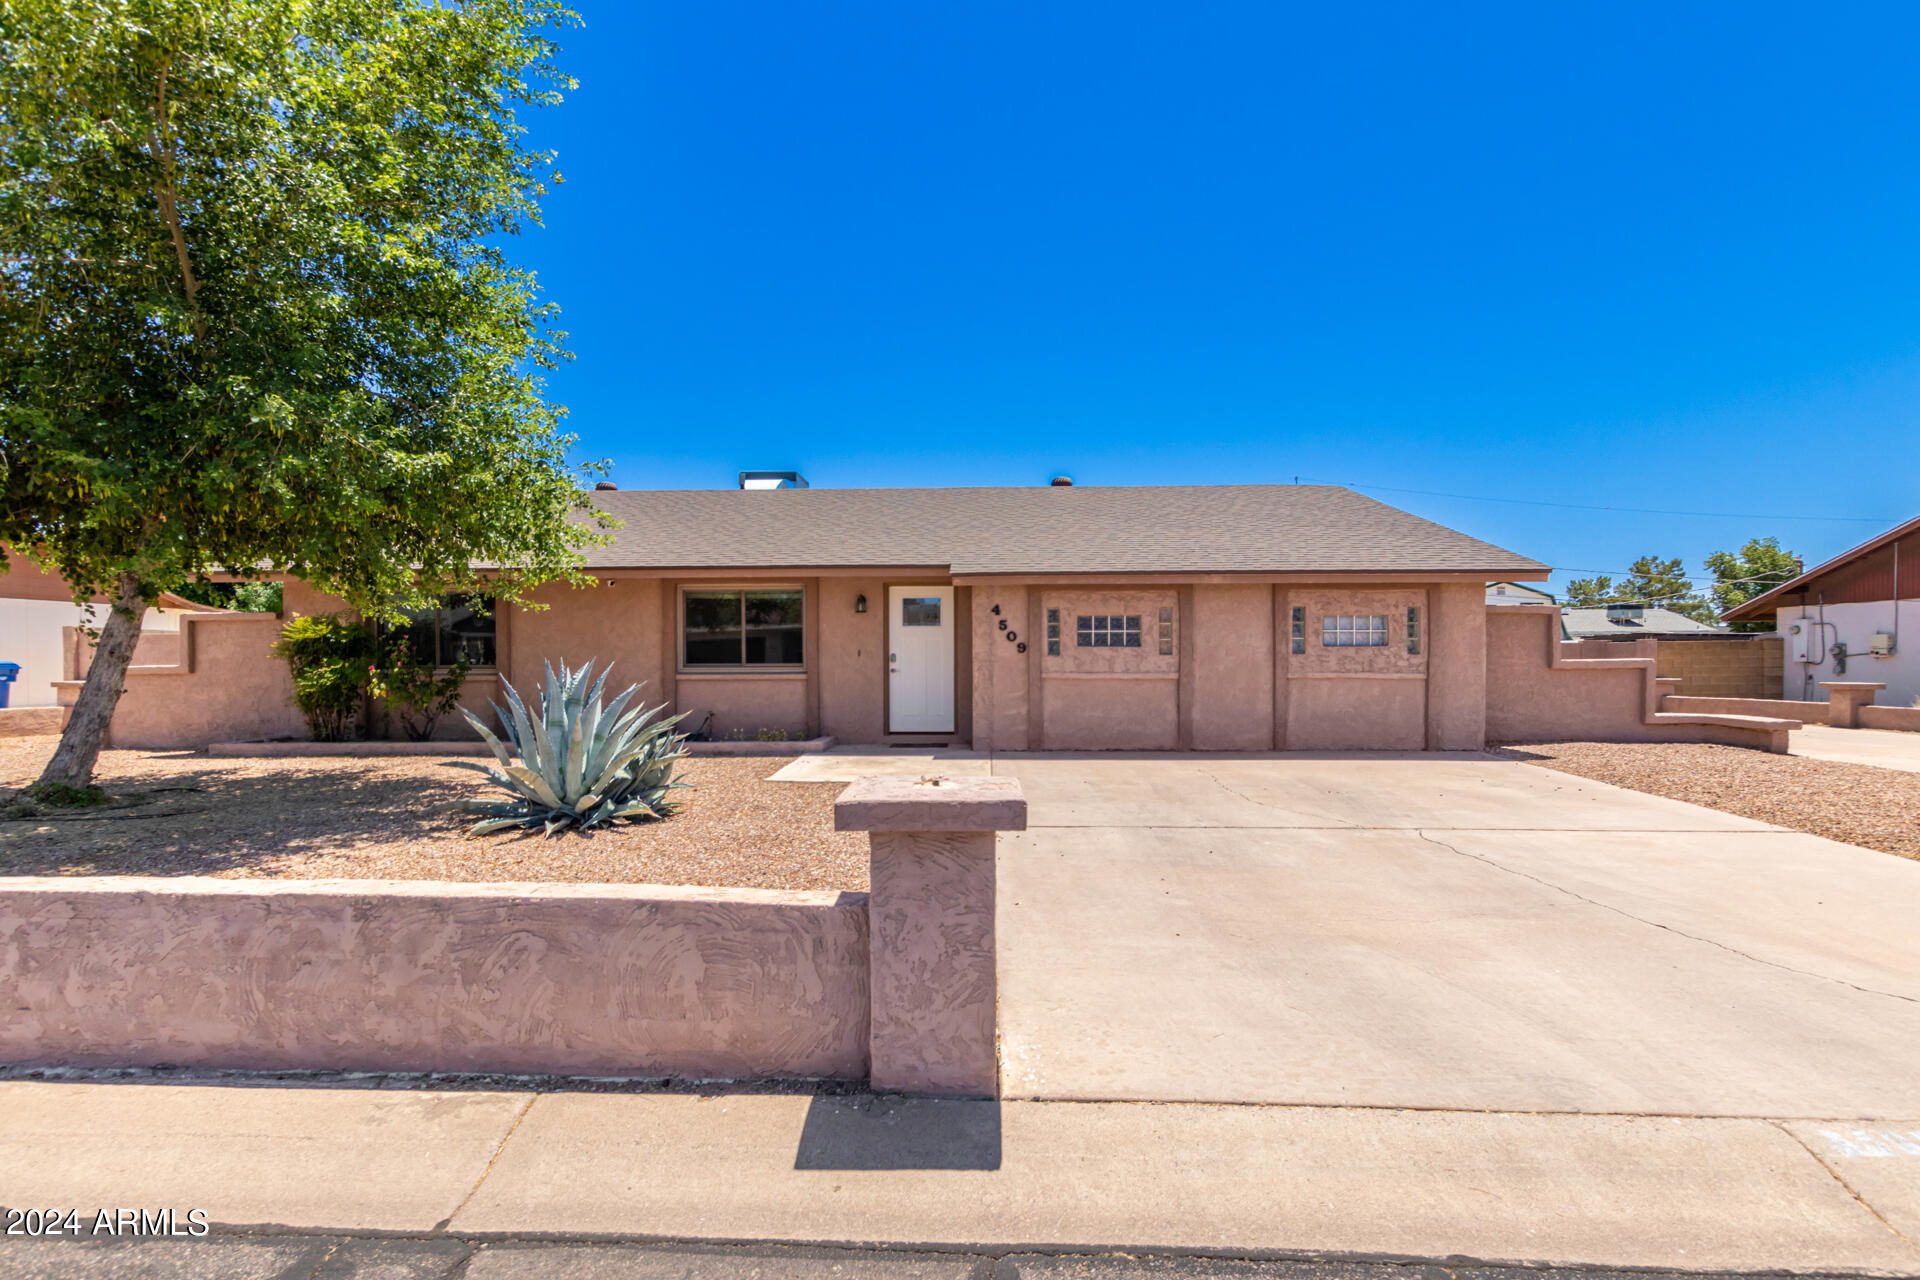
left=739, top=470, right=809, bottom=490
left=593, top=480, right=617, bottom=491
left=1050, top=475, right=1074, bottom=487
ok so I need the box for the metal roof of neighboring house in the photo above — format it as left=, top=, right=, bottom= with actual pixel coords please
left=1719, top=513, right=1920, bottom=622
left=1561, top=606, right=1726, bottom=638
left=582, top=485, right=1550, bottom=577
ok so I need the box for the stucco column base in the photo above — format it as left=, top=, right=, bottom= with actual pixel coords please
left=835, top=776, right=1027, bottom=1099
left=1820, top=681, right=1886, bottom=728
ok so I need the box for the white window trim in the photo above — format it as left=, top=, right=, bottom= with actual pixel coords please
left=678, top=583, right=807, bottom=673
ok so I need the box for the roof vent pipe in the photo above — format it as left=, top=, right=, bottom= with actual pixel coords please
left=1050, top=475, right=1074, bottom=487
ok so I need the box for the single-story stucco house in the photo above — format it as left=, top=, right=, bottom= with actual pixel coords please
left=42, top=481, right=1802, bottom=753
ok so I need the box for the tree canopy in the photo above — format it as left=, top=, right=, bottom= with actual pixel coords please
left=1564, top=554, right=1715, bottom=622
left=0, top=0, right=606, bottom=788
left=1704, top=537, right=1801, bottom=630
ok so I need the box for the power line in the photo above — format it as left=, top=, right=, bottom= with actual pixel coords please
left=1303, top=477, right=1901, bottom=524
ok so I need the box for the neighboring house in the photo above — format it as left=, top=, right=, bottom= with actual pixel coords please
left=47, top=479, right=1798, bottom=753
left=1720, top=513, right=1919, bottom=705
left=1487, top=582, right=1556, bottom=606
left=1560, top=603, right=1726, bottom=641
left=0, top=558, right=217, bottom=710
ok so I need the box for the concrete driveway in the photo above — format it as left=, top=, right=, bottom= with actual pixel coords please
left=990, top=752, right=1920, bottom=1117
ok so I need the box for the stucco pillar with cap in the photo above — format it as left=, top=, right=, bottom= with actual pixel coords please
left=1820, top=681, right=1887, bottom=728
left=834, top=775, right=1027, bottom=1097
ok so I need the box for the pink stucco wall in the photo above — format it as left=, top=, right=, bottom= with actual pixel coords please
left=1042, top=676, right=1180, bottom=750
left=1485, top=609, right=1653, bottom=741
left=1425, top=582, right=1487, bottom=750
left=62, top=613, right=307, bottom=749
left=0, top=877, right=870, bottom=1080
left=1190, top=585, right=1276, bottom=751
left=69, top=569, right=1551, bottom=754
left=971, top=585, right=1033, bottom=751
left=1288, top=676, right=1428, bottom=750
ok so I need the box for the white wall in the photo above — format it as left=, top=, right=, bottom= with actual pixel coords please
left=0, top=600, right=182, bottom=708
left=1776, top=600, right=1919, bottom=708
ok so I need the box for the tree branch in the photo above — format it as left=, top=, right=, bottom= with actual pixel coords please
left=145, top=53, right=202, bottom=337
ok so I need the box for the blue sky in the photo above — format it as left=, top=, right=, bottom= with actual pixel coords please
left=515, top=2, right=1920, bottom=596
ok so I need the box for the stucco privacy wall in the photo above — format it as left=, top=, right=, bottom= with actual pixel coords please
left=58, top=613, right=304, bottom=749
left=0, top=878, right=870, bottom=1079
left=1484, top=607, right=1789, bottom=748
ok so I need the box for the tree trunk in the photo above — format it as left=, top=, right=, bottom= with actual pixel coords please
left=35, top=572, right=148, bottom=793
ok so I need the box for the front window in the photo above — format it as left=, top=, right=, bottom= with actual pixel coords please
left=1077, top=614, right=1141, bottom=648
left=393, top=594, right=495, bottom=667
left=683, top=588, right=804, bottom=667
left=1321, top=614, right=1388, bottom=647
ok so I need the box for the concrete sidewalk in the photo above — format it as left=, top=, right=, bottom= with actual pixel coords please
left=5, top=1079, right=1918, bottom=1275
left=1792, top=724, right=1920, bottom=774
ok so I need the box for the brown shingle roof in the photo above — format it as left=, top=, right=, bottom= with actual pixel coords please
left=584, top=485, right=1548, bottom=577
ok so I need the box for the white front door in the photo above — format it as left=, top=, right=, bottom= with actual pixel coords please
left=888, top=586, right=956, bottom=732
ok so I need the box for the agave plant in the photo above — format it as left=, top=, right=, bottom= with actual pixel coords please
left=448, top=661, right=689, bottom=837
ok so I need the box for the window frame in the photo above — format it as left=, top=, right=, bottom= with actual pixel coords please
left=1320, top=613, right=1390, bottom=648
left=388, top=593, right=497, bottom=671
left=678, top=584, right=807, bottom=672
left=1075, top=613, right=1142, bottom=648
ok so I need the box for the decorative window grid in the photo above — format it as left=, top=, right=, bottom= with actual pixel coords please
left=1321, top=614, right=1388, bottom=647
left=1407, top=606, right=1421, bottom=655
left=1046, top=608, right=1061, bottom=657
left=1157, top=606, right=1174, bottom=655
left=1076, top=614, right=1141, bottom=648
left=1290, top=606, right=1306, bottom=655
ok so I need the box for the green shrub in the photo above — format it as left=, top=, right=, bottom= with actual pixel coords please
left=272, top=614, right=375, bottom=741
left=449, top=660, right=689, bottom=837
left=371, top=640, right=471, bottom=741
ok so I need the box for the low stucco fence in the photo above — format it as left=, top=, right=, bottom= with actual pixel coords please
left=0, top=777, right=1024, bottom=1097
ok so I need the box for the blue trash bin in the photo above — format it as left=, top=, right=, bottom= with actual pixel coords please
left=0, top=662, right=19, bottom=709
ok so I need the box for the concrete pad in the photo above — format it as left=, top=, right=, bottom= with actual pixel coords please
left=769, top=747, right=991, bottom=783
left=1792, top=724, right=1920, bottom=774
left=0, top=1082, right=527, bottom=1231
left=989, top=754, right=1777, bottom=831
left=997, top=825, right=1920, bottom=1114
left=1431, top=828, right=1920, bottom=1001
left=1786, top=1120, right=1920, bottom=1243
left=453, top=1092, right=1918, bottom=1273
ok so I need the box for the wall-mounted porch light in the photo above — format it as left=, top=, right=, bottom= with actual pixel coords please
left=854, top=594, right=868, bottom=613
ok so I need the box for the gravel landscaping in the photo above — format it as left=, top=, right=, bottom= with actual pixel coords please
left=1493, top=740, right=1920, bottom=861
left=0, top=739, right=868, bottom=890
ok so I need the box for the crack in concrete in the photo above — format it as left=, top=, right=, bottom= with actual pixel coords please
left=1414, top=830, right=1917, bottom=1006
left=439, top=1092, right=538, bottom=1232
left=1773, top=1118, right=1920, bottom=1260
left=1199, top=769, right=1362, bottom=828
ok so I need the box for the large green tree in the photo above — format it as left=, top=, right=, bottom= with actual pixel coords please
left=1704, top=537, right=1801, bottom=631
left=1565, top=554, right=1716, bottom=622
left=1, top=0, right=607, bottom=792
